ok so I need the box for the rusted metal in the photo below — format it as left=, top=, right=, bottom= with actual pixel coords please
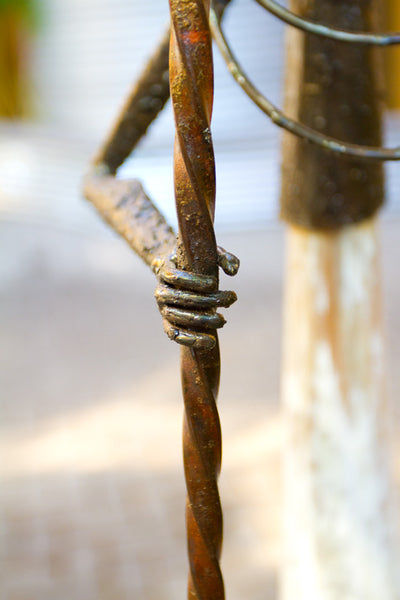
left=154, top=246, right=238, bottom=350
left=83, top=5, right=238, bottom=351
left=84, top=165, right=238, bottom=350
left=92, top=1, right=234, bottom=174
left=83, top=167, right=176, bottom=267
left=169, top=1, right=225, bottom=599
left=93, top=26, right=171, bottom=175
left=83, top=26, right=175, bottom=269
left=84, top=4, right=238, bottom=598
left=81, top=1, right=400, bottom=597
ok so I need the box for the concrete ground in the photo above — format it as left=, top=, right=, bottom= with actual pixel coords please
left=1, top=218, right=400, bottom=600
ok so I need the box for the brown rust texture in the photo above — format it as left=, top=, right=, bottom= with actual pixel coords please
left=280, top=0, right=385, bottom=229
left=85, top=4, right=234, bottom=276
left=83, top=171, right=176, bottom=267
left=93, top=27, right=171, bottom=175
left=84, top=4, right=236, bottom=351
left=169, top=0, right=224, bottom=599
left=83, top=28, right=176, bottom=272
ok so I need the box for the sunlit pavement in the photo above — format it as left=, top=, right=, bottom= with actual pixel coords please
left=1, top=221, right=400, bottom=600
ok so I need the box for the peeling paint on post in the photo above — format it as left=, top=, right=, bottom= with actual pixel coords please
left=281, top=221, right=400, bottom=600
left=280, top=1, right=400, bottom=597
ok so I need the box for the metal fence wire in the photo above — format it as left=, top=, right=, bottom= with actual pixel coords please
left=83, top=1, right=400, bottom=599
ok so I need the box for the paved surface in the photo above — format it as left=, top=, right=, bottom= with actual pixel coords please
left=1, top=219, right=400, bottom=600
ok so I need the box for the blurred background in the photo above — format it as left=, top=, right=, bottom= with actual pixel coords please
left=1, top=1, right=400, bottom=599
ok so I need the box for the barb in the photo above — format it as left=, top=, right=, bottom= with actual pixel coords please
left=254, top=0, right=400, bottom=46
left=210, top=8, right=400, bottom=162
left=169, top=0, right=224, bottom=599
left=84, top=4, right=237, bottom=351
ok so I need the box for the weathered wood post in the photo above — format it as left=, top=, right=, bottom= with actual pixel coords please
left=280, top=1, right=400, bottom=598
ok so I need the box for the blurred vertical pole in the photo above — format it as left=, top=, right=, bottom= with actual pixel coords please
left=280, top=1, right=400, bottom=599
left=0, top=2, right=35, bottom=118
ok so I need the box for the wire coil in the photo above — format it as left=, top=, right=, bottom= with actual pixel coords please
left=255, top=0, right=400, bottom=46
left=210, top=0, right=400, bottom=161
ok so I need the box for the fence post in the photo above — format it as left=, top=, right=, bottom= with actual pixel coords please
left=280, top=1, right=400, bottom=598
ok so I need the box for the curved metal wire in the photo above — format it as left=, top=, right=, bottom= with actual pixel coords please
left=210, top=8, right=400, bottom=161
left=254, top=0, right=400, bottom=45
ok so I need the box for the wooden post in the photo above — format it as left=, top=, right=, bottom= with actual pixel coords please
left=280, top=1, right=400, bottom=598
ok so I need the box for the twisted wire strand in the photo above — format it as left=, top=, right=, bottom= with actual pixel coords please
left=169, top=1, right=225, bottom=598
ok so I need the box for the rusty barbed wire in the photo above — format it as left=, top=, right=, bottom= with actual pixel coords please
left=168, top=1, right=224, bottom=599
left=91, top=1, right=234, bottom=176
left=84, top=3, right=238, bottom=351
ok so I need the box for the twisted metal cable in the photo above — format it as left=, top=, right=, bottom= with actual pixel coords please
left=169, top=1, right=224, bottom=599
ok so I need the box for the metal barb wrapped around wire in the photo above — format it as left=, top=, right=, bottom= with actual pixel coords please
left=84, top=2, right=238, bottom=352
left=169, top=0, right=225, bottom=599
